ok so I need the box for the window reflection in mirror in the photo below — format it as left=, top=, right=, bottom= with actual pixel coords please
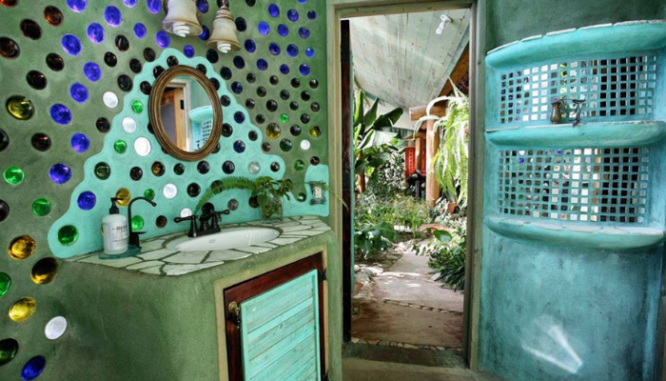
left=160, top=75, right=214, bottom=152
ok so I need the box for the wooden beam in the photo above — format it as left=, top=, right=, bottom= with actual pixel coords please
left=409, top=104, right=446, bottom=121
left=438, top=43, right=470, bottom=97
left=425, top=119, right=441, bottom=206
left=402, top=131, right=426, bottom=139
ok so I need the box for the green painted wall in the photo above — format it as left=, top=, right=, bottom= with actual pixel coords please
left=50, top=233, right=340, bottom=381
left=485, top=0, right=664, bottom=50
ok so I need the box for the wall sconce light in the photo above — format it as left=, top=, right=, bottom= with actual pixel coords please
left=162, top=0, right=203, bottom=37
left=435, top=15, right=452, bottom=35
left=208, top=0, right=241, bottom=53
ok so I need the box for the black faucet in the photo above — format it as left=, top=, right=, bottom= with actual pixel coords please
left=175, top=203, right=230, bottom=238
left=128, top=197, right=157, bottom=250
left=174, top=215, right=199, bottom=238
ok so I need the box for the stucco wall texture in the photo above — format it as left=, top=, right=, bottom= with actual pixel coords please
left=486, top=0, right=664, bottom=50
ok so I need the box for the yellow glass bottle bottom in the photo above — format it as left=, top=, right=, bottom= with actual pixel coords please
left=115, top=188, right=131, bottom=207
left=8, top=235, right=36, bottom=260
left=8, top=297, right=36, bottom=322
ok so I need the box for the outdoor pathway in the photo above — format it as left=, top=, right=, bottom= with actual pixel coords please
left=352, top=240, right=464, bottom=349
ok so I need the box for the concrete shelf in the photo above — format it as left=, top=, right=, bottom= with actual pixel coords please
left=486, top=120, right=666, bottom=148
left=486, top=20, right=666, bottom=69
left=486, top=215, right=665, bottom=250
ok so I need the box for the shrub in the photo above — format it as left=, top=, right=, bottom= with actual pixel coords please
left=419, top=224, right=467, bottom=291
left=354, top=193, right=432, bottom=258
left=367, top=149, right=406, bottom=197
left=354, top=221, right=398, bottom=260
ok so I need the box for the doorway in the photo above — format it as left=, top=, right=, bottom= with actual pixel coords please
left=329, top=0, right=483, bottom=374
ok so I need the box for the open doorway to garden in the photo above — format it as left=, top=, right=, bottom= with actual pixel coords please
left=342, top=8, right=472, bottom=365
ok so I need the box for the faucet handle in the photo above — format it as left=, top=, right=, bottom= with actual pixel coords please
left=174, top=215, right=197, bottom=223
left=174, top=215, right=199, bottom=238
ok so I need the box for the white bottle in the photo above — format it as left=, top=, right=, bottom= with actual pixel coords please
left=103, top=198, right=128, bottom=255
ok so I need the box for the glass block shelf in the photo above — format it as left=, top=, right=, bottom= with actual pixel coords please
left=486, top=120, right=666, bottom=147
left=486, top=215, right=665, bottom=250
left=486, top=21, right=666, bottom=69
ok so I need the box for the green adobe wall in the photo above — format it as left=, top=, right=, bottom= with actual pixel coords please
left=47, top=232, right=341, bottom=381
left=0, top=0, right=329, bottom=379
left=485, top=0, right=664, bottom=50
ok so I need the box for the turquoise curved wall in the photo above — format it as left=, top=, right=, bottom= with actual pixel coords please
left=480, top=20, right=666, bottom=381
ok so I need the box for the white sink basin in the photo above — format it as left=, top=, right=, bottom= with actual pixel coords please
left=172, top=227, right=280, bottom=252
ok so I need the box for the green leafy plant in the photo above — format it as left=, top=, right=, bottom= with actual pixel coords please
left=197, top=177, right=340, bottom=220
left=418, top=225, right=467, bottom=291
left=354, top=193, right=431, bottom=257
left=253, top=176, right=294, bottom=219
left=354, top=90, right=404, bottom=193
left=415, top=81, right=469, bottom=208
left=195, top=176, right=255, bottom=212
left=195, top=176, right=293, bottom=219
left=354, top=221, right=398, bottom=260
left=392, top=195, right=431, bottom=239
left=367, top=147, right=406, bottom=197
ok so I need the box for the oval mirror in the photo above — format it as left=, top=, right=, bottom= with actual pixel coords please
left=149, top=66, right=223, bottom=161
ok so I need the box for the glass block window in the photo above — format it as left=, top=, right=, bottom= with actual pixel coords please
left=499, top=55, right=658, bottom=124
left=498, top=147, right=649, bottom=223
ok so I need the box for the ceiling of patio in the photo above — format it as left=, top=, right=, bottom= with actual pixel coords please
left=350, top=9, right=470, bottom=128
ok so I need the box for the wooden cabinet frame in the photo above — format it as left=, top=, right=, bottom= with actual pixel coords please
left=222, top=253, right=327, bottom=381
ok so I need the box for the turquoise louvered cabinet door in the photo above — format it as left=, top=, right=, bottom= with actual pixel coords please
left=241, top=270, right=321, bottom=381
left=224, top=254, right=325, bottom=381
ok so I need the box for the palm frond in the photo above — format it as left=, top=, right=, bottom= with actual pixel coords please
left=353, top=90, right=365, bottom=127
left=362, top=98, right=380, bottom=126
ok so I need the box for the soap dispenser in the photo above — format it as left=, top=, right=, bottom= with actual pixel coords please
left=102, top=197, right=128, bottom=255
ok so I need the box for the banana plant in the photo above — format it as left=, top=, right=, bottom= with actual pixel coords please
left=353, top=90, right=404, bottom=193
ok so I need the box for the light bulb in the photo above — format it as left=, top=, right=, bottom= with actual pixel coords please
left=172, top=22, right=190, bottom=37
left=217, top=42, right=231, bottom=53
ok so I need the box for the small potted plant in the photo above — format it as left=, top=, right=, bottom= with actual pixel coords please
left=196, top=176, right=341, bottom=221
left=252, top=176, right=294, bottom=220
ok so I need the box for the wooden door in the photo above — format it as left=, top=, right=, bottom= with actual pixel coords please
left=224, top=254, right=326, bottom=381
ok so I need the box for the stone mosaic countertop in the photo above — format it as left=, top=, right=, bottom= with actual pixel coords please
left=67, top=216, right=331, bottom=276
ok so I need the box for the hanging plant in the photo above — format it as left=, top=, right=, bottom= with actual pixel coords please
left=414, top=80, right=469, bottom=208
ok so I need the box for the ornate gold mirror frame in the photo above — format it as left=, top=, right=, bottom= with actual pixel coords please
left=149, top=65, right=223, bottom=161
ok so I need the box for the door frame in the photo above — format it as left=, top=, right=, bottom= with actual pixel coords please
left=326, top=0, right=487, bottom=369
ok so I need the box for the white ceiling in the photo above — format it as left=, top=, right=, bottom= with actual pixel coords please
left=350, top=9, right=470, bottom=128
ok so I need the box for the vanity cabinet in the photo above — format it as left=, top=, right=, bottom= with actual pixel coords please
left=224, top=254, right=326, bottom=381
